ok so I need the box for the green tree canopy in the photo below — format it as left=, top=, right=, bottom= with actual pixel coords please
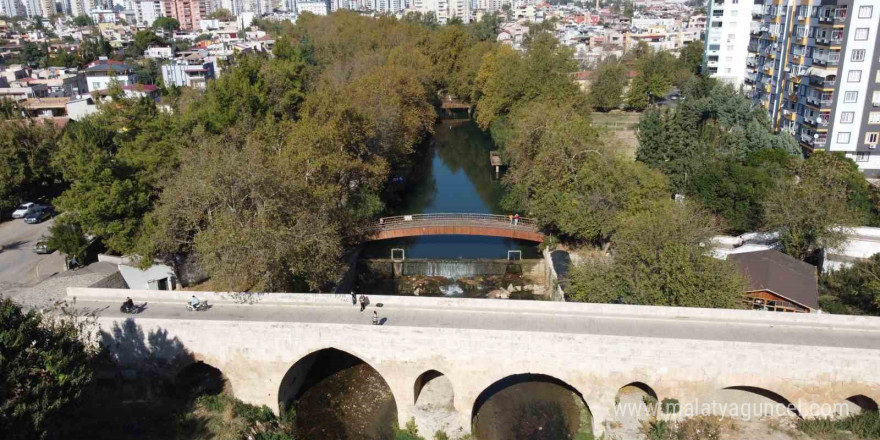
left=152, top=17, right=180, bottom=33
left=208, top=8, right=234, bottom=20
left=72, top=14, right=94, bottom=27
left=588, top=58, right=626, bottom=111
left=568, top=201, right=746, bottom=308
left=763, top=151, right=867, bottom=261
left=0, top=298, right=95, bottom=439
left=819, top=255, right=880, bottom=316
left=0, top=116, right=59, bottom=217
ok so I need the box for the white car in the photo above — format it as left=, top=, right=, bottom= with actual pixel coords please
left=11, top=203, right=36, bottom=219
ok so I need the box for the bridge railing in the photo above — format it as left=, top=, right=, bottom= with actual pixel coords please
left=369, top=213, right=539, bottom=231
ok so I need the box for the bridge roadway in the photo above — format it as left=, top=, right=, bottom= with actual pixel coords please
left=72, top=291, right=880, bottom=350
left=69, top=288, right=880, bottom=436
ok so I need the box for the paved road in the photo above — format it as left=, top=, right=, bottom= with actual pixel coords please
left=0, top=218, right=65, bottom=291
left=73, top=296, right=880, bottom=350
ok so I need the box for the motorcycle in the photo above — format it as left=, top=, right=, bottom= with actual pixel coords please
left=120, top=302, right=145, bottom=314
left=186, top=301, right=209, bottom=312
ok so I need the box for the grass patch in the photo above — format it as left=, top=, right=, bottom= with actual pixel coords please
left=797, top=411, right=880, bottom=439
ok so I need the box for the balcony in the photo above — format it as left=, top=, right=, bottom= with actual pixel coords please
left=809, top=76, right=836, bottom=89
left=752, top=5, right=763, bottom=17
left=813, top=53, right=840, bottom=67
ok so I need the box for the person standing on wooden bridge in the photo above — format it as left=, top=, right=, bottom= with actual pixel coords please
left=508, top=214, right=513, bottom=224
left=514, top=213, right=520, bottom=226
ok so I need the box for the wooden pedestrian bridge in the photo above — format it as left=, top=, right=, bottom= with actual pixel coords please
left=366, top=213, right=544, bottom=242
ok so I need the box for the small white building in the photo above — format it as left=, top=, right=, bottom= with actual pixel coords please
left=84, top=58, right=136, bottom=93
left=119, top=263, right=177, bottom=290
left=144, top=46, right=174, bottom=60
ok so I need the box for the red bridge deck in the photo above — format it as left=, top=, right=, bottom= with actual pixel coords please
left=366, top=213, right=544, bottom=242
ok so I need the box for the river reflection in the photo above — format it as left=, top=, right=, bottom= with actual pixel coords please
left=364, top=119, right=540, bottom=259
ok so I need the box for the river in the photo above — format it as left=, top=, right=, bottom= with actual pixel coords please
left=361, top=118, right=540, bottom=260
left=356, top=118, right=543, bottom=297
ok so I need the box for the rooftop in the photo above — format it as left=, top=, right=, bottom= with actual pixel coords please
left=729, top=250, right=819, bottom=310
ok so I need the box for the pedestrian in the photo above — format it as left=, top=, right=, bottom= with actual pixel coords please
left=372, top=311, right=379, bottom=325
left=514, top=213, right=520, bottom=226
left=508, top=214, right=513, bottom=224
left=360, top=294, right=367, bottom=312
left=351, top=291, right=357, bottom=305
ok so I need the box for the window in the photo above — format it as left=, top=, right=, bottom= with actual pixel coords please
left=854, top=28, right=869, bottom=41
left=874, top=91, right=880, bottom=106
left=858, top=6, right=872, bottom=18
left=844, top=91, right=858, bottom=102
left=856, top=152, right=870, bottom=162
left=838, top=132, right=851, bottom=143
left=870, top=112, right=880, bottom=124
left=852, top=49, right=866, bottom=62
left=841, top=111, right=855, bottom=123
left=848, top=70, right=862, bottom=82
left=867, top=132, right=879, bottom=144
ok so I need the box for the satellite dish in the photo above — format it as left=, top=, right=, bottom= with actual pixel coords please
left=816, top=117, right=823, bottom=124
left=814, top=133, right=819, bottom=139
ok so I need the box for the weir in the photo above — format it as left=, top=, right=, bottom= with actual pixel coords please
left=360, top=258, right=536, bottom=279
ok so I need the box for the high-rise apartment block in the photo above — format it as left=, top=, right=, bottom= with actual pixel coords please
left=707, top=0, right=880, bottom=176
left=704, top=0, right=757, bottom=87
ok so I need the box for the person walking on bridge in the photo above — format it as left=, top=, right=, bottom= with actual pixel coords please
left=508, top=214, right=513, bottom=224
left=372, top=311, right=379, bottom=325
left=360, top=294, right=368, bottom=312
left=351, top=291, right=357, bottom=306
left=513, top=213, right=520, bottom=226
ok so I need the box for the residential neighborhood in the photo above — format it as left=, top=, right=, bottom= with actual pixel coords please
left=2, top=1, right=880, bottom=440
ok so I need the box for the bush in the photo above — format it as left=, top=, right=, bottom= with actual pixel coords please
left=434, top=431, right=450, bottom=440
left=233, top=401, right=276, bottom=423
left=645, top=417, right=724, bottom=440
left=196, top=394, right=227, bottom=412
left=797, top=411, right=880, bottom=439
left=661, top=398, right=680, bottom=414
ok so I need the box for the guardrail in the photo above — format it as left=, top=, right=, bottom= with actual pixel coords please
left=368, top=213, right=539, bottom=231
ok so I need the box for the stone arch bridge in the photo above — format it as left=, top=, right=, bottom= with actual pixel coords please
left=70, top=288, right=880, bottom=437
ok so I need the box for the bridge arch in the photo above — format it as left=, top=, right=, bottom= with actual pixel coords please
left=414, top=369, right=454, bottom=409
left=175, top=360, right=228, bottom=397
left=701, top=385, right=802, bottom=419
left=471, top=373, right=594, bottom=440
left=614, top=381, right=659, bottom=420
left=844, top=394, right=879, bottom=415
left=277, top=347, right=400, bottom=439
left=367, top=213, right=545, bottom=242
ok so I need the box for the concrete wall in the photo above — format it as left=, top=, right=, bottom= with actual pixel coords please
left=73, top=288, right=880, bottom=437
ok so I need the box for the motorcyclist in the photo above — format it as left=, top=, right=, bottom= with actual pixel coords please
left=189, top=295, right=201, bottom=310
left=122, top=297, right=134, bottom=313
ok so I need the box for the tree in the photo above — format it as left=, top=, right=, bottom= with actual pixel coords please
left=72, top=14, right=94, bottom=27
left=208, top=8, right=234, bottom=20
left=568, top=201, right=746, bottom=308
left=131, top=30, right=164, bottom=55
left=0, top=297, right=95, bottom=439
left=763, top=151, right=864, bottom=262
left=152, top=17, right=180, bottom=33
left=475, top=32, right=586, bottom=129
left=678, top=40, right=704, bottom=76
left=588, top=59, right=626, bottom=111
left=500, top=100, right=669, bottom=243
left=47, top=219, right=90, bottom=266
left=0, top=117, right=59, bottom=217
left=468, top=12, right=501, bottom=42
left=625, top=50, right=677, bottom=110
left=687, top=148, right=789, bottom=234
left=819, top=255, right=880, bottom=316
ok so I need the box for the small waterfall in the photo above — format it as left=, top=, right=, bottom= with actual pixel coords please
left=409, top=261, right=480, bottom=280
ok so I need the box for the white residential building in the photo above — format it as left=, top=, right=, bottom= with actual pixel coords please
left=296, top=0, right=327, bottom=15
left=134, top=0, right=165, bottom=26
left=702, top=0, right=755, bottom=88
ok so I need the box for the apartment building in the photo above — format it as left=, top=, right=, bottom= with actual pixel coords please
left=743, top=0, right=880, bottom=176
left=704, top=0, right=757, bottom=88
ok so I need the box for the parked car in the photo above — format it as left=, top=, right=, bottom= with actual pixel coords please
left=11, top=202, right=36, bottom=219
left=33, top=238, right=55, bottom=254
left=24, top=206, right=54, bottom=224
